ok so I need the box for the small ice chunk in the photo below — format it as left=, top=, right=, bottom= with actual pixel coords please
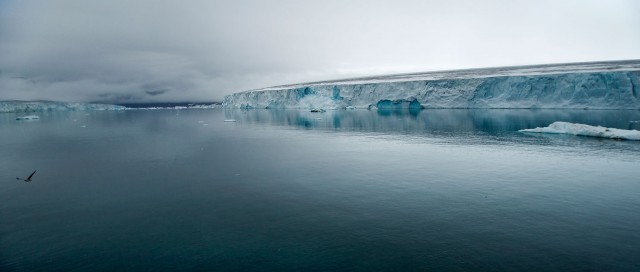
left=16, top=115, right=40, bottom=120
left=223, top=119, right=237, bottom=122
left=519, top=121, right=640, bottom=140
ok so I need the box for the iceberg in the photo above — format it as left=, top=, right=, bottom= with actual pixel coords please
left=519, top=122, right=640, bottom=140
left=0, top=101, right=126, bottom=113
left=223, top=60, right=640, bottom=110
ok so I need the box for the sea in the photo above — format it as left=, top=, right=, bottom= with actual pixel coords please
left=1, top=108, right=640, bottom=271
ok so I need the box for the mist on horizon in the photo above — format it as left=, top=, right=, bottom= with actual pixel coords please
left=1, top=0, right=639, bottom=103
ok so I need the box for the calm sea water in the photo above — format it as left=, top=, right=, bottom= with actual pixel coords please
left=1, top=109, right=640, bottom=271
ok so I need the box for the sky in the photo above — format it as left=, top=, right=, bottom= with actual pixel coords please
left=1, top=0, right=639, bottom=103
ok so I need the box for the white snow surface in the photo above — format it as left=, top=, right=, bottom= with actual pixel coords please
left=519, top=122, right=640, bottom=140
left=223, top=60, right=640, bottom=110
left=1, top=101, right=125, bottom=113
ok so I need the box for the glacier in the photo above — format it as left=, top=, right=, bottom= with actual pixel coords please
left=223, top=60, right=640, bottom=110
left=0, top=101, right=126, bottom=113
left=520, top=122, right=640, bottom=140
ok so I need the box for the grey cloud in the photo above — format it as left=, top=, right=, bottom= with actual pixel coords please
left=1, top=0, right=639, bottom=103
left=145, top=89, right=169, bottom=96
left=98, top=93, right=135, bottom=102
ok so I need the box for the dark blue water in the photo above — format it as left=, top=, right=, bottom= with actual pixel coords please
left=2, top=109, right=640, bottom=271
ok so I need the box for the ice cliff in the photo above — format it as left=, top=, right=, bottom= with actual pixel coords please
left=0, top=101, right=126, bottom=113
left=223, top=61, right=640, bottom=110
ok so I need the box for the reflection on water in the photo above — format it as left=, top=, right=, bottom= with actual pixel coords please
left=1, top=109, right=640, bottom=271
left=225, top=108, right=640, bottom=133
left=225, top=109, right=640, bottom=154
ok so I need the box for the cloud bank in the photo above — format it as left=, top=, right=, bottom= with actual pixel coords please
left=1, top=0, right=639, bottom=102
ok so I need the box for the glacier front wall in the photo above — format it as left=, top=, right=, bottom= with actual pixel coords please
left=223, top=71, right=640, bottom=110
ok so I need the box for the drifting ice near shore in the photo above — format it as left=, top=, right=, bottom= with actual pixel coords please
left=223, top=61, right=640, bottom=110
left=0, top=101, right=125, bottom=113
left=519, top=122, right=640, bottom=140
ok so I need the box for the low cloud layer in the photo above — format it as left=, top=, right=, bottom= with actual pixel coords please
left=1, top=0, right=639, bottom=103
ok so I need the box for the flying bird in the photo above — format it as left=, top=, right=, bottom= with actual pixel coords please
left=17, top=170, right=37, bottom=182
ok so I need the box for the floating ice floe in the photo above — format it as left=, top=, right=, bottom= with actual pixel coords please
left=16, top=115, right=40, bottom=120
left=223, top=119, right=237, bottom=122
left=519, top=122, right=640, bottom=140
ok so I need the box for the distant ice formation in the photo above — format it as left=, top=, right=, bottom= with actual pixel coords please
left=16, top=115, right=40, bottom=120
left=123, top=104, right=223, bottom=110
left=223, top=60, right=640, bottom=110
left=1, top=101, right=125, bottom=113
left=519, top=122, right=640, bottom=140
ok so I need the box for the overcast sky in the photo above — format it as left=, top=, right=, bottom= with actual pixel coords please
left=1, top=0, right=639, bottom=103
